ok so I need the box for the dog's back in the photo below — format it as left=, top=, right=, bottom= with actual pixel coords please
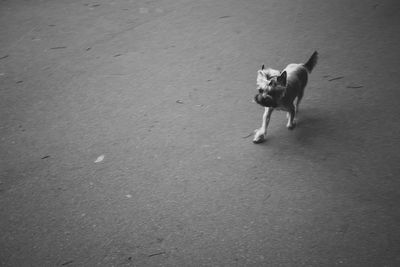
left=283, top=51, right=318, bottom=100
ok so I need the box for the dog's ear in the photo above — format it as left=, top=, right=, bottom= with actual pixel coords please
left=257, top=70, right=267, bottom=87
left=277, top=71, right=287, bottom=86
left=261, top=64, right=264, bottom=70
left=257, top=70, right=266, bottom=78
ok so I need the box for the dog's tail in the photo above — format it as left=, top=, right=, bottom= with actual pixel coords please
left=303, top=51, right=318, bottom=73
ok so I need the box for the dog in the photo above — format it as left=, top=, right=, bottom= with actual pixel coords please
left=253, top=51, right=318, bottom=143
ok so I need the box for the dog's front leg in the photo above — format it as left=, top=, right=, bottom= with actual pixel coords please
left=286, top=104, right=296, bottom=130
left=253, top=107, right=273, bottom=143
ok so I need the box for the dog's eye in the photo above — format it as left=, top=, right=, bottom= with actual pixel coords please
left=258, top=88, right=263, bottom=93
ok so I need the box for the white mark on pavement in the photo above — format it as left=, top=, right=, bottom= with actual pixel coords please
left=94, top=155, right=104, bottom=163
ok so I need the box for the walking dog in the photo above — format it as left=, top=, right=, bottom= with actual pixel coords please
left=253, top=51, right=318, bottom=143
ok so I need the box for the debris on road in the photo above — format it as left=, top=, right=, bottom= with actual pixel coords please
left=148, top=251, right=166, bottom=258
left=263, top=193, right=271, bottom=203
left=61, top=260, right=74, bottom=266
left=241, top=132, right=253, bottom=139
left=41, top=155, right=50, bottom=159
left=94, top=155, right=104, bottom=163
left=85, top=3, right=100, bottom=8
left=50, top=46, right=67, bottom=50
left=346, top=85, right=363, bottom=89
left=176, top=100, right=184, bottom=104
left=0, top=55, right=9, bottom=60
left=328, top=76, right=344, bottom=81
left=16, top=80, right=23, bottom=84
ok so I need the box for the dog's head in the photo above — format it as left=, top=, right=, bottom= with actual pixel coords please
left=254, top=65, right=287, bottom=107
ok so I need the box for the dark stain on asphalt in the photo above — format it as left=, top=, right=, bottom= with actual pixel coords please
left=219, top=15, right=231, bottom=19
left=0, top=55, right=9, bottom=60
left=41, top=155, right=50, bottom=159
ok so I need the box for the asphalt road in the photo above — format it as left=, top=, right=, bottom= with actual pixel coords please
left=1, top=0, right=400, bottom=266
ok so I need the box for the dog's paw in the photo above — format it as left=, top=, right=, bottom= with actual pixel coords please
left=253, top=135, right=266, bottom=144
left=287, top=121, right=296, bottom=130
left=253, top=130, right=266, bottom=144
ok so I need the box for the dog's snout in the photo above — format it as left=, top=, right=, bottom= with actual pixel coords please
left=254, top=94, right=262, bottom=104
left=254, top=93, right=276, bottom=108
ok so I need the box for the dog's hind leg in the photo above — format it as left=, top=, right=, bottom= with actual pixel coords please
left=295, top=82, right=305, bottom=114
left=295, top=94, right=303, bottom=114
left=253, top=107, right=273, bottom=143
left=286, top=104, right=296, bottom=130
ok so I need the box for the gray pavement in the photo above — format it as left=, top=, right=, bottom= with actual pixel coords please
left=1, top=0, right=400, bottom=266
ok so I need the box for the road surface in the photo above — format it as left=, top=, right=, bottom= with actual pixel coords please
left=1, top=0, right=400, bottom=266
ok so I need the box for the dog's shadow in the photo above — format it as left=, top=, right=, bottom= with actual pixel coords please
left=262, top=107, right=344, bottom=149
left=293, top=109, right=332, bottom=145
